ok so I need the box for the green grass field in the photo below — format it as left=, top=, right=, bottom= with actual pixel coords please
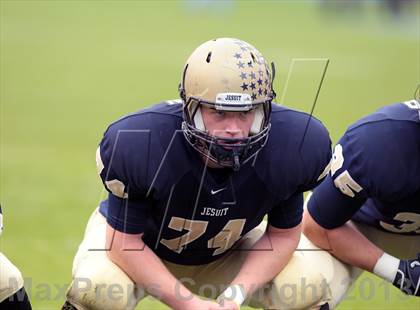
left=1, top=1, right=419, bottom=309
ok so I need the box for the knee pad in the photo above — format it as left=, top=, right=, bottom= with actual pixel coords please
left=0, top=253, right=24, bottom=303
left=66, top=256, right=144, bottom=310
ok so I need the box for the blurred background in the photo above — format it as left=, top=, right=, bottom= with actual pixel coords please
left=1, top=0, right=419, bottom=309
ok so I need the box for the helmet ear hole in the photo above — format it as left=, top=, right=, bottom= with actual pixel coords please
left=206, top=52, right=212, bottom=63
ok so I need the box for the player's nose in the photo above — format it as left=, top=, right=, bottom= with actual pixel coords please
left=224, top=117, right=244, bottom=137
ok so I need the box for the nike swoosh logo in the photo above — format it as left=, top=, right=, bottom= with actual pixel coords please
left=211, top=188, right=226, bottom=195
left=410, top=261, right=420, bottom=269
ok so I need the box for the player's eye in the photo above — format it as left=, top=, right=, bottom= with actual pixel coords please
left=239, top=110, right=253, bottom=119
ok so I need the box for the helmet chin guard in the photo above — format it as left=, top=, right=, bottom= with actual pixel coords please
left=181, top=119, right=271, bottom=171
left=179, top=38, right=276, bottom=170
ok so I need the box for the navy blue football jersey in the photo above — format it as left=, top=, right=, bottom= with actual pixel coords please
left=97, top=100, right=331, bottom=265
left=308, top=101, right=420, bottom=235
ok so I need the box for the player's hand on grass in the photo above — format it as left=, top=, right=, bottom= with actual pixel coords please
left=393, top=254, right=420, bottom=296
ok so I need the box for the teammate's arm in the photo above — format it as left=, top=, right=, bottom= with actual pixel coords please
left=303, top=208, right=383, bottom=271
left=304, top=196, right=420, bottom=297
left=304, top=136, right=420, bottom=297
left=302, top=137, right=384, bottom=267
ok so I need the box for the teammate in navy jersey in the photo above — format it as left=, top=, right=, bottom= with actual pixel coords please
left=304, top=100, right=420, bottom=297
left=62, top=38, right=338, bottom=310
left=0, top=205, right=32, bottom=310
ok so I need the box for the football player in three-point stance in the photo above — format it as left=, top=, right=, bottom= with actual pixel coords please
left=304, top=100, right=420, bottom=298
left=0, top=205, right=32, bottom=309
left=62, top=38, right=353, bottom=310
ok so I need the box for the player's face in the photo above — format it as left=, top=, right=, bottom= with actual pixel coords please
left=201, top=106, right=256, bottom=139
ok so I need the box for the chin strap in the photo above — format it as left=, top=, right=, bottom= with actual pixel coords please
left=232, top=152, right=241, bottom=171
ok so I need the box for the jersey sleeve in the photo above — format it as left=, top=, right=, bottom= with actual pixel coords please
left=96, top=122, right=152, bottom=234
left=268, top=193, right=303, bottom=229
left=103, top=193, right=153, bottom=234
left=297, top=116, right=332, bottom=192
left=268, top=115, right=331, bottom=229
left=307, top=133, right=368, bottom=229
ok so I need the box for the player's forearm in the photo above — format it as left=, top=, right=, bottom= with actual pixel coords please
left=327, top=223, right=383, bottom=272
left=106, top=227, right=199, bottom=310
left=303, top=210, right=382, bottom=272
left=230, top=225, right=301, bottom=297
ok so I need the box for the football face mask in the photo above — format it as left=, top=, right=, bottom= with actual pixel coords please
left=179, top=38, right=276, bottom=170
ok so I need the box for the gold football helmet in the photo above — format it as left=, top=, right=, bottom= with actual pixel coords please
left=179, top=38, right=276, bottom=170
